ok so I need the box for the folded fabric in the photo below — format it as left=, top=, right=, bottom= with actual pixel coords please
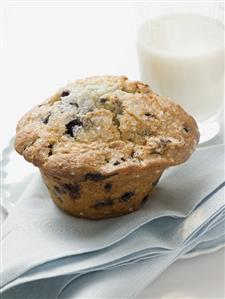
left=3, top=192, right=224, bottom=292
left=1, top=145, right=224, bottom=299
left=58, top=218, right=225, bottom=299
left=185, top=232, right=225, bottom=258
left=2, top=186, right=224, bottom=299
left=52, top=190, right=225, bottom=299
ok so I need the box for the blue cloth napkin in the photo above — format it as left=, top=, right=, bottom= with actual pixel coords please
left=1, top=145, right=224, bottom=298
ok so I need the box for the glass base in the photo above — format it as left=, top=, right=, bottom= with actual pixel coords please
left=198, top=120, right=220, bottom=144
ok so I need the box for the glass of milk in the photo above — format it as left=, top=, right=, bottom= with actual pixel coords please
left=137, top=14, right=224, bottom=144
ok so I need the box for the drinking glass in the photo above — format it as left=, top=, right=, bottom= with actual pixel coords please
left=137, top=7, right=224, bottom=144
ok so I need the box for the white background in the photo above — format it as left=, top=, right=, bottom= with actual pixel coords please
left=2, top=1, right=225, bottom=298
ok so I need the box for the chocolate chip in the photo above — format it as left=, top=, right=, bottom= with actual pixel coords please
left=65, top=118, right=83, bottom=137
left=113, top=161, right=120, bottom=166
left=48, top=144, right=53, bottom=156
left=61, top=90, right=70, bottom=97
left=85, top=173, right=108, bottom=181
left=100, top=98, right=107, bottom=104
left=92, top=199, right=113, bottom=208
left=121, top=157, right=125, bottom=162
left=43, top=113, right=51, bottom=124
left=63, top=183, right=80, bottom=199
left=85, top=172, right=118, bottom=181
left=120, top=192, right=134, bottom=202
left=144, top=112, right=155, bottom=117
left=183, top=127, right=191, bottom=133
left=104, top=183, right=112, bottom=192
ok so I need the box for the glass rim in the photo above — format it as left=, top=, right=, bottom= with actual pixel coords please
left=137, top=13, right=225, bottom=59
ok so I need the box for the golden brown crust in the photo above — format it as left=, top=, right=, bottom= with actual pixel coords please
left=15, top=75, right=199, bottom=219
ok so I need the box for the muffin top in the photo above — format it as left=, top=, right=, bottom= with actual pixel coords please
left=15, top=76, right=199, bottom=177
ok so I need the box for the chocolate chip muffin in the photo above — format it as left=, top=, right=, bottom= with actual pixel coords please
left=15, top=76, right=199, bottom=219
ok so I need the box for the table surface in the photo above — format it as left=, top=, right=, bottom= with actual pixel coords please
left=2, top=2, right=225, bottom=298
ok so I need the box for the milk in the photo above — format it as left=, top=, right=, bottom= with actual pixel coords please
left=137, top=14, right=224, bottom=122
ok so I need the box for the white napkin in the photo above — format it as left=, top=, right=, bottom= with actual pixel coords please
left=1, top=145, right=224, bottom=299
left=2, top=196, right=224, bottom=299
left=55, top=185, right=225, bottom=299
